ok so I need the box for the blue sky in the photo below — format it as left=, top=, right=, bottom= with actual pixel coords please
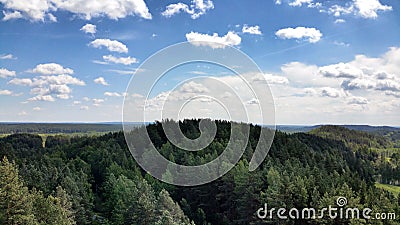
left=0, top=0, right=399, bottom=125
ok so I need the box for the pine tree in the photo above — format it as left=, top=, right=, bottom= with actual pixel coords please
left=0, top=156, right=37, bottom=225
left=155, top=189, right=195, bottom=225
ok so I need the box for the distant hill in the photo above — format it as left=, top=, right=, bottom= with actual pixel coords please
left=277, top=124, right=400, bottom=144
left=309, top=125, right=391, bottom=150
left=0, top=123, right=123, bottom=134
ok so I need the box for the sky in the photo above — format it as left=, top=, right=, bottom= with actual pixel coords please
left=0, top=0, right=399, bottom=125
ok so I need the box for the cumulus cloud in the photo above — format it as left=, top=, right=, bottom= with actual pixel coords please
left=80, top=23, right=96, bottom=34
left=186, top=31, right=241, bottom=49
left=319, top=63, right=362, bottom=78
left=0, top=0, right=152, bottom=21
left=242, top=24, right=262, bottom=35
left=90, top=39, right=128, bottom=53
left=353, top=0, right=392, bottom=19
left=0, top=89, right=13, bottom=95
left=264, top=74, right=289, bottom=85
left=0, top=68, right=16, bottom=78
left=103, top=55, right=138, bottom=65
left=9, top=74, right=85, bottom=101
left=8, top=78, right=32, bottom=86
left=321, top=87, right=342, bottom=98
left=289, top=0, right=313, bottom=7
left=326, top=0, right=392, bottom=19
left=161, top=3, right=191, bottom=17
left=2, top=10, right=23, bottom=20
left=179, top=81, right=209, bottom=93
left=276, top=27, right=322, bottom=43
left=28, top=95, right=55, bottom=102
left=94, top=77, right=109, bottom=86
left=162, top=0, right=214, bottom=19
left=33, top=107, right=42, bottom=111
left=31, top=63, right=74, bottom=75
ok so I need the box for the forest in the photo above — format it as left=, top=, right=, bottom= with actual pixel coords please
left=0, top=120, right=399, bottom=225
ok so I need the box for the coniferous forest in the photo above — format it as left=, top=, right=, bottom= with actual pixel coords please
left=0, top=120, right=399, bottom=225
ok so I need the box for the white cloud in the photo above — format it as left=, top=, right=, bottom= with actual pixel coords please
left=354, top=0, right=392, bottom=19
left=104, top=92, right=121, bottom=97
left=186, top=31, right=241, bottom=49
left=321, top=87, right=342, bottom=98
left=264, top=74, right=289, bottom=85
left=90, top=39, right=128, bottom=53
left=2, top=10, right=23, bottom=20
left=252, top=73, right=289, bottom=85
left=33, top=107, right=42, bottom=111
left=0, top=89, right=12, bottom=95
left=31, top=63, right=74, bottom=75
left=179, top=81, right=209, bottom=93
left=242, top=24, right=262, bottom=35
left=161, top=3, right=191, bottom=17
left=280, top=62, right=337, bottom=87
left=92, top=60, right=109, bottom=65
left=275, top=0, right=282, bottom=5
left=0, top=0, right=152, bottom=21
left=334, top=19, right=346, bottom=24
left=162, top=0, right=214, bottom=19
left=47, top=13, right=56, bottom=22
left=9, top=74, right=84, bottom=101
left=0, top=68, right=16, bottom=78
left=28, top=95, right=55, bottom=102
left=0, top=54, right=15, bottom=59
left=319, top=62, right=361, bottom=78
left=108, top=69, right=139, bottom=75
left=80, top=105, right=89, bottom=110
left=103, top=55, right=138, bottom=65
left=92, top=98, right=104, bottom=106
left=0, top=0, right=53, bottom=21
left=275, top=27, right=322, bottom=43
left=94, top=77, right=109, bottom=86
left=80, top=23, right=96, bottom=34
left=348, top=96, right=368, bottom=105
left=302, top=87, right=343, bottom=98
left=327, top=4, right=354, bottom=17
left=326, top=0, right=392, bottom=19
left=8, top=78, right=32, bottom=86
left=289, top=0, right=313, bottom=7
left=33, top=74, right=85, bottom=86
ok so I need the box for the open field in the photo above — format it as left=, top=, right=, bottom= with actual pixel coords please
left=375, top=183, right=400, bottom=197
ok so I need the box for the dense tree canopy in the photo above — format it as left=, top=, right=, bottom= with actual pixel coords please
left=0, top=120, right=398, bottom=224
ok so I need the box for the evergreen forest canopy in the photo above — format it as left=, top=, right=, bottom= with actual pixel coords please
left=0, top=119, right=399, bottom=225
